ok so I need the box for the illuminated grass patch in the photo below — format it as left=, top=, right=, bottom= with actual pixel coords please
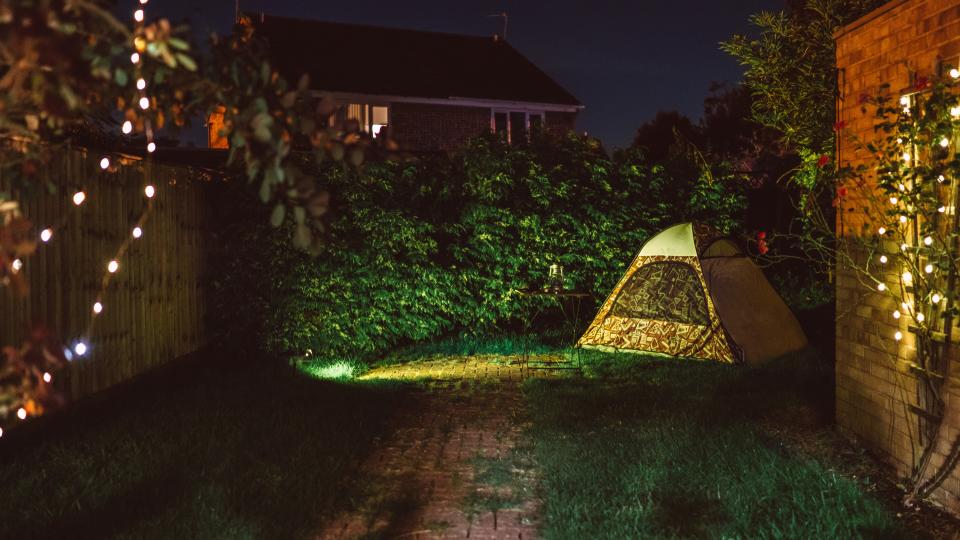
left=299, top=360, right=358, bottom=380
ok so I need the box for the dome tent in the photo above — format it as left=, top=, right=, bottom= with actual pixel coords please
left=578, top=223, right=808, bottom=365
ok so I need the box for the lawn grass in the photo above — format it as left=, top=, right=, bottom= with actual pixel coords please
left=377, top=332, right=560, bottom=366
left=0, top=334, right=929, bottom=539
left=0, top=354, right=410, bottom=539
left=524, top=350, right=917, bottom=539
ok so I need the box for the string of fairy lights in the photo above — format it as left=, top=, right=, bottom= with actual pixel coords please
left=5, top=1, right=161, bottom=428
left=873, top=67, right=960, bottom=347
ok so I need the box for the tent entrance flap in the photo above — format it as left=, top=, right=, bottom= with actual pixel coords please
left=610, top=261, right=710, bottom=326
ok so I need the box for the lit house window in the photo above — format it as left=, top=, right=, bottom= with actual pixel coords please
left=347, top=104, right=389, bottom=137
left=492, top=110, right=544, bottom=143
left=371, top=106, right=388, bottom=137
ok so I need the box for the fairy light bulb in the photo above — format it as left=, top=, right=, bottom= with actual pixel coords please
left=933, top=293, right=942, bottom=304
left=134, top=9, right=144, bottom=21
left=900, top=95, right=911, bottom=106
left=100, top=157, right=110, bottom=170
left=902, top=301, right=910, bottom=311
left=925, top=264, right=934, bottom=273
left=952, top=68, right=960, bottom=79
left=901, top=243, right=908, bottom=252
left=903, top=152, right=912, bottom=162
left=43, top=372, right=51, bottom=383
left=40, top=228, right=53, bottom=242
left=132, top=226, right=143, bottom=239
left=895, top=331, right=904, bottom=341
left=11, top=259, right=22, bottom=273
left=939, top=206, right=947, bottom=213
left=17, top=407, right=27, bottom=420
left=924, top=236, right=933, bottom=246
left=939, top=175, right=946, bottom=183
left=941, top=137, right=950, bottom=148
left=131, top=52, right=140, bottom=64
left=900, top=215, right=908, bottom=224
left=918, top=313, right=926, bottom=323
left=144, top=185, right=156, bottom=198
left=93, top=302, right=103, bottom=314
left=902, top=271, right=913, bottom=284
left=139, top=97, right=149, bottom=110
left=899, top=183, right=906, bottom=191
left=890, top=197, right=898, bottom=205
left=74, top=342, right=87, bottom=356
left=122, top=121, right=133, bottom=134
left=147, top=142, right=156, bottom=153
left=107, top=260, right=119, bottom=273
left=137, top=78, right=146, bottom=90
left=72, top=191, right=85, bottom=206
left=893, top=310, right=901, bottom=319
left=952, top=106, right=960, bottom=118
left=878, top=283, right=887, bottom=292
left=880, top=255, right=888, bottom=264
left=878, top=227, right=887, bottom=235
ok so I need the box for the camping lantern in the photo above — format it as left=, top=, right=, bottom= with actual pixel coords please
left=548, top=264, right=564, bottom=291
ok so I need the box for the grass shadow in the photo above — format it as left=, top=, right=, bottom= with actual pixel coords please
left=0, top=354, right=414, bottom=539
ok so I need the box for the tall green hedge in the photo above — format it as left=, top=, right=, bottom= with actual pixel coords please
left=208, top=133, right=747, bottom=362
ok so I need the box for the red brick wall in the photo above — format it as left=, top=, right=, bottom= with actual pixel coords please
left=208, top=101, right=579, bottom=152
left=835, top=0, right=960, bottom=514
left=546, top=111, right=577, bottom=134
left=389, top=103, right=491, bottom=152
left=389, top=103, right=579, bottom=152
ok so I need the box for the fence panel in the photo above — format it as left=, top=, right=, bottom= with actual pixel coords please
left=1, top=148, right=207, bottom=400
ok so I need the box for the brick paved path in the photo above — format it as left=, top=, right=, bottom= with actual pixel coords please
left=314, top=355, right=572, bottom=540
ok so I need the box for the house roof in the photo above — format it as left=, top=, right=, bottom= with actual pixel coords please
left=245, top=13, right=582, bottom=107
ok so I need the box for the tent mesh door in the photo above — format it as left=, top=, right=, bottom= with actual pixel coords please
left=609, top=261, right=710, bottom=326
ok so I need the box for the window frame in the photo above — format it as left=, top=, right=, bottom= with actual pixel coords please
left=345, top=102, right=391, bottom=138
left=490, top=109, right=545, bottom=144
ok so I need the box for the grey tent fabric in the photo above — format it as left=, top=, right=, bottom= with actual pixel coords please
left=700, top=256, right=808, bottom=365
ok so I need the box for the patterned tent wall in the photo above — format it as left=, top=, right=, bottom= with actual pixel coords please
left=578, top=223, right=737, bottom=363
left=1, top=148, right=207, bottom=400
left=578, top=255, right=736, bottom=362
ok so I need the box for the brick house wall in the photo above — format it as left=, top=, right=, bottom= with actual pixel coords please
left=208, top=103, right=579, bottom=153
left=546, top=111, right=578, bottom=133
left=835, top=0, right=960, bottom=513
left=390, top=103, right=579, bottom=152
left=389, top=103, right=491, bottom=152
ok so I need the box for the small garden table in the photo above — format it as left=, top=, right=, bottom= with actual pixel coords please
left=513, top=288, right=592, bottom=371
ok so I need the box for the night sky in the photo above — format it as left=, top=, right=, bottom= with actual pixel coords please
left=152, top=0, right=783, bottom=149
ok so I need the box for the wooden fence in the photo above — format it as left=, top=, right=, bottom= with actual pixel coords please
left=1, top=148, right=207, bottom=400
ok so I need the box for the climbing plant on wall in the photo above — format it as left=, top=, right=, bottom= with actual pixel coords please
left=825, top=73, right=960, bottom=502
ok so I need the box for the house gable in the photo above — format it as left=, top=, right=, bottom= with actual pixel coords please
left=206, top=14, right=583, bottom=151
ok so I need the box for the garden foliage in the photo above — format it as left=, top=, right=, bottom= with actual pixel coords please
left=209, top=133, right=746, bottom=362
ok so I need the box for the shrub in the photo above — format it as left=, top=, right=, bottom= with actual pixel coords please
left=209, top=132, right=747, bottom=362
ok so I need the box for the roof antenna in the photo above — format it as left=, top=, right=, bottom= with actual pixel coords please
left=487, top=12, right=507, bottom=41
